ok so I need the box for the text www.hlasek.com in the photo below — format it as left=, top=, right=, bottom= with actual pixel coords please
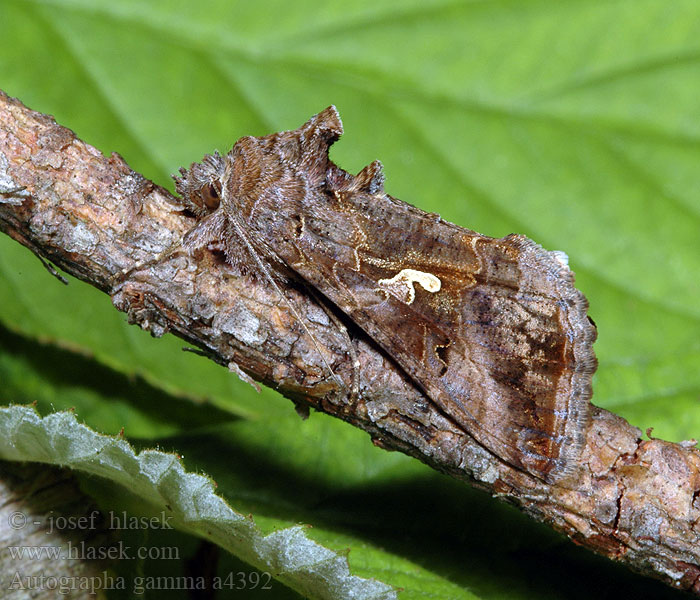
left=7, top=540, right=179, bottom=561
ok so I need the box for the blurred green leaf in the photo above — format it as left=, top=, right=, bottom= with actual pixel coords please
left=0, top=323, right=238, bottom=437
left=1, top=0, right=699, bottom=597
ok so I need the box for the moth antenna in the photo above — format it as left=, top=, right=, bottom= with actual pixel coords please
left=221, top=183, right=345, bottom=393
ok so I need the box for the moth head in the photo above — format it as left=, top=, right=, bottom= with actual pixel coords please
left=172, top=151, right=225, bottom=216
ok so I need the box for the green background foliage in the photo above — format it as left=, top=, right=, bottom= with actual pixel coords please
left=1, top=0, right=698, bottom=597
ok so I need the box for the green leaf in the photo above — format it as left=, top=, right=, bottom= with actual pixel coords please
left=1, top=1, right=699, bottom=597
left=0, top=405, right=397, bottom=599
left=0, top=323, right=239, bottom=437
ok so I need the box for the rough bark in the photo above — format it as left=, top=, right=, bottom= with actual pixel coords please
left=1, top=89, right=699, bottom=594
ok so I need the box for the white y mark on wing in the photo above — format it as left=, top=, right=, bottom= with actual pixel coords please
left=377, top=268, right=442, bottom=304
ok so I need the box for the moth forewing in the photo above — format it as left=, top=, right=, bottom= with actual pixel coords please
left=285, top=200, right=596, bottom=481
left=178, top=107, right=597, bottom=483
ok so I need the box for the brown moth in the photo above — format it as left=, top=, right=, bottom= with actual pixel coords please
left=173, top=107, right=597, bottom=483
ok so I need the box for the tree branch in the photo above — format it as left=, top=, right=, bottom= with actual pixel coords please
left=1, top=89, right=699, bottom=594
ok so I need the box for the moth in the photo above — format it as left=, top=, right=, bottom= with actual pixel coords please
left=173, top=107, right=597, bottom=483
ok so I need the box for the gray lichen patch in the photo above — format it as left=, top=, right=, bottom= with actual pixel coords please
left=64, top=221, right=98, bottom=254
left=0, top=153, right=29, bottom=204
left=213, top=303, right=267, bottom=347
left=305, top=304, right=330, bottom=326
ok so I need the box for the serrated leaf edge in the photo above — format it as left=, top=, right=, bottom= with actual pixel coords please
left=0, top=404, right=397, bottom=600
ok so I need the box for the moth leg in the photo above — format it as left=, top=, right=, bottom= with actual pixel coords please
left=0, top=185, right=30, bottom=206
left=36, top=254, right=69, bottom=285
left=336, top=315, right=360, bottom=404
left=11, top=233, right=69, bottom=285
left=110, top=210, right=227, bottom=291
left=227, top=359, right=261, bottom=393
left=305, top=286, right=360, bottom=404
left=109, top=242, right=182, bottom=291
left=181, top=209, right=227, bottom=253
left=0, top=179, right=63, bottom=282
left=0, top=185, right=26, bottom=195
